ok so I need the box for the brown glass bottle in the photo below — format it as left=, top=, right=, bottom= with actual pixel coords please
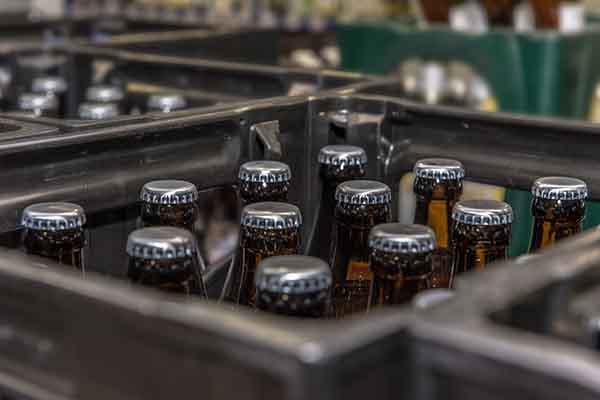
left=21, top=202, right=87, bottom=270
left=530, top=0, right=582, bottom=29
left=330, top=180, right=392, bottom=318
left=139, top=180, right=199, bottom=233
left=308, top=145, right=367, bottom=261
left=529, top=177, right=587, bottom=252
left=234, top=202, right=302, bottom=307
left=368, top=223, right=435, bottom=309
left=238, top=160, right=291, bottom=205
left=413, top=158, right=464, bottom=289
left=255, top=255, right=331, bottom=318
left=126, top=226, right=207, bottom=297
left=419, top=0, right=456, bottom=23
left=450, top=200, right=513, bottom=284
left=481, top=0, right=518, bottom=25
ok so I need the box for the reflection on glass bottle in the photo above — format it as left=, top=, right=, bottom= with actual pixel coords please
left=308, top=145, right=367, bottom=261
left=450, top=199, right=513, bottom=283
left=368, top=223, right=436, bottom=309
left=330, top=180, right=392, bottom=318
left=255, top=255, right=331, bottom=318
left=413, top=158, right=464, bottom=288
left=234, top=202, right=302, bottom=307
left=529, top=176, right=587, bottom=252
left=238, top=160, right=291, bottom=205
left=126, top=226, right=207, bottom=297
left=21, top=202, right=87, bottom=270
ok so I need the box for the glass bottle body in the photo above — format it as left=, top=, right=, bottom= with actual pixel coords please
left=451, top=222, right=510, bottom=278
left=529, top=198, right=584, bottom=252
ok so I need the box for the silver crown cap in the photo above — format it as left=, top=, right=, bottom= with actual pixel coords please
left=18, top=92, right=58, bottom=111
left=255, top=255, right=332, bottom=294
left=21, top=202, right=86, bottom=231
left=32, top=76, right=68, bottom=94
left=85, top=85, right=125, bottom=103
left=532, top=177, right=588, bottom=200
left=241, top=202, right=302, bottom=230
left=147, top=93, right=188, bottom=112
left=318, top=145, right=367, bottom=167
left=78, top=102, right=120, bottom=120
left=452, top=200, right=513, bottom=226
left=238, top=161, right=291, bottom=184
left=414, top=158, right=465, bottom=181
left=126, top=227, right=197, bottom=260
left=335, top=180, right=392, bottom=205
left=369, top=223, right=436, bottom=254
left=140, top=180, right=198, bottom=205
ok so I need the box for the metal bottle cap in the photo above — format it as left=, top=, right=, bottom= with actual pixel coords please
left=147, top=93, right=188, bottom=112
left=85, top=85, right=125, bottom=103
left=126, top=227, right=196, bottom=260
left=238, top=161, right=291, bottom=184
left=335, top=180, right=392, bottom=205
left=369, top=223, right=436, bottom=254
left=21, top=202, right=86, bottom=231
left=78, top=102, right=120, bottom=120
left=412, top=289, right=455, bottom=310
left=241, top=202, right=302, bottom=230
left=532, top=177, right=588, bottom=201
left=32, top=76, right=68, bottom=94
left=318, top=145, right=367, bottom=167
left=18, top=92, right=58, bottom=113
left=452, top=200, right=513, bottom=226
left=140, top=180, right=198, bottom=205
left=255, top=255, right=332, bottom=294
left=414, top=158, right=465, bottom=181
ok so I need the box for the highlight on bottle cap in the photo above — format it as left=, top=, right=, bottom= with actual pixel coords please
left=85, top=85, right=125, bottom=103
left=318, top=145, right=367, bottom=167
left=18, top=92, right=58, bottom=113
left=452, top=199, right=513, bottom=226
left=147, top=93, right=188, bottom=113
left=531, top=176, right=588, bottom=201
left=241, top=201, right=302, bottom=230
left=78, top=102, right=120, bottom=120
left=32, top=76, right=68, bottom=94
left=369, top=223, right=436, bottom=254
left=238, top=161, right=291, bottom=184
left=414, top=158, right=465, bottom=181
left=335, top=180, right=392, bottom=205
left=140, top=180, right=199, bottom=205
left=255, top=255, right=332, bottom=295
left=126, top=226, right=197, bottom=260
left=21, top=202, right=86, bottom=231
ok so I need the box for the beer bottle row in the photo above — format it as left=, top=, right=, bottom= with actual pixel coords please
left=16, top=144, right=588, bottom=320
left=0, top=68, right=188, bottom=119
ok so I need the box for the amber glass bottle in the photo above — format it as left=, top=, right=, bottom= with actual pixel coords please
left=330, top=180, right=392, bottom=318
left=126, top=226, right=207, bottom=297
left=450, top=200, right=513, bottom=284
left=308, top=145, right=367, bottom=261
left=529, top=176, right=587, bottom=252
left=368, top=223, right=436, bottom=308
left=238, top=160, right=291, bottom=205
left=233, top=202, right=302, bottom=307
left=255, top=255, right=331, bottom=318
left=413, top=158, right=464, bottom=288
left=21, top=202, right=87, bottom=270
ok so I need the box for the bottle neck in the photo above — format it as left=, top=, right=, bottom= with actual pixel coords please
left=127, top=255, right=202, bottom=295
left=256, top=288, right=329, bottom=318
left=141, top=202, right=199, bottom=231
left=239, top=181, right=289, bottom=205
left=530, top=198, right=585, bottom=251
left=23, top=228, right=86, bottom=269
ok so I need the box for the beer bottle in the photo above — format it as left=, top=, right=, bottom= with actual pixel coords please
left=419, top=0, right=455, bottom=23
left=147, top=93, right=188, bottom=113
left=308, top=145, right=367, bottom=261
left=17, top=92, right=59, bottom=118
left=530, top=0, right=584, bottom=30
left=21, top=202, right=87, bottom=270
left=413, top=158, right=464, bottom=288
left=139, top=180, right=199, bottom=233
left=32, top=76, right=68, bottom=116
left=234, top=202, right=302, bottom=306
left=126, top=226, right=207, bottom=297
left=451, top=200, right=513, bottom=281
left=481, top=0, right=517, bottom=26
left=255, top=255, right=331, bottom=318
left=529, top=176, right=587, bottom=252
left=330, top=180, right=392, bottom=318
left=368, top=223, right=436, bottom=308
left=85, top=84, right=127, bottom=114
left=238, top=161, right=291, bottom=205
left=78, top=102, right=120, bottom=120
